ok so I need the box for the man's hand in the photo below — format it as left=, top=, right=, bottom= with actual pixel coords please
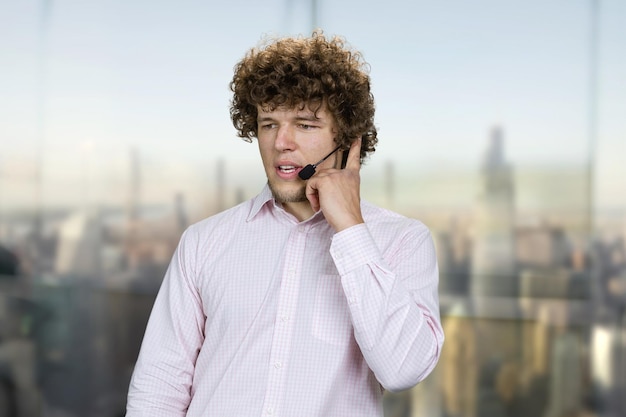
left=305, top=138, right=364, bottom=232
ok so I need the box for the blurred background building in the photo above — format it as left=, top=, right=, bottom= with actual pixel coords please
left=1, top=0, right=625, bottom=416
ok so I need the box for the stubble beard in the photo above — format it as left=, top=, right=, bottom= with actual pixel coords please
left=268, top=180, right=307, bottom=204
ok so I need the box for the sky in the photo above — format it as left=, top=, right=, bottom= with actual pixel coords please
left=0, top=0, right=624, bottom=215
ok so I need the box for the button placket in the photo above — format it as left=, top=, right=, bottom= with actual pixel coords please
left=260, top=225, right=309, bottom=416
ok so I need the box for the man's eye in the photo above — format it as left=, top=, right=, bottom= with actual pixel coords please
left=260, top=123, right=276, bottom=130
left=299, top=124, right=316, bottom=130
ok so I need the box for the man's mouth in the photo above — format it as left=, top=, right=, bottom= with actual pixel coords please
left=278, top=165, right=298, bottom=174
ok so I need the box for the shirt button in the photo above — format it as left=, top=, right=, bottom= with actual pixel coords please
left=267, top=407, right=274, bottom=415
left=280, top=315, right=289, bottom=322
left=274, top=361, right=282, bottom=369
left=349, top=297, right=357, bottom=305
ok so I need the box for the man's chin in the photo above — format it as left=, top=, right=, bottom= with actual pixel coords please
left=268, top=181, right=307, bottom=204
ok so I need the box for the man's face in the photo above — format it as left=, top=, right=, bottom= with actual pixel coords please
left=256, top=103, right=340, bottom=210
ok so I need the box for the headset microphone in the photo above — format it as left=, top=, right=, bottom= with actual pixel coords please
left=298, top=145, right=342, bottom=180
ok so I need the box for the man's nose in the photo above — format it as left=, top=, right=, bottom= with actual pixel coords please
left=275, top=124, right=296, bottom=151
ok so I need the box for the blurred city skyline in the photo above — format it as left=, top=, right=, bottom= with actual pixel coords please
left=1, top=2, right=626, bottom=416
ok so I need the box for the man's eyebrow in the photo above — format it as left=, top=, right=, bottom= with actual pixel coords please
left=295, top=114, right=320, bottom=121
left=256, top=114, right=322, bottom=122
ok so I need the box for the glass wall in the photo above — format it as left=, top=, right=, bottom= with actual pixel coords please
left=1, top=1, right=624, bottom=416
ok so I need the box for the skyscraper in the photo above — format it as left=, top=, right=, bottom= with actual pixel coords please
left=471, top=126, right=517, bottom=298
left=127, top=147, right=141, bottom=224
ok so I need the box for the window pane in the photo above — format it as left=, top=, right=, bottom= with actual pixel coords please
left=0, top=1, right=624, bottom=416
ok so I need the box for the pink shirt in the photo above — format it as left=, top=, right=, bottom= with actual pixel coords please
left=126, top=185, right=443, bottom=417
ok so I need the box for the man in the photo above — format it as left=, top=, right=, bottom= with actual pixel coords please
left=126, top=30, right=443, bottom=417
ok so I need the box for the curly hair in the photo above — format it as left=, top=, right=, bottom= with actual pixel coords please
left=229, top=30, right=378, bottom=162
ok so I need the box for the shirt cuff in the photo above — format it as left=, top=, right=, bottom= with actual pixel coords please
left=330, top=223, right=383, bottom=275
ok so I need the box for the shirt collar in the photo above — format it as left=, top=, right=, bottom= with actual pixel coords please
left=246, top=184, right=274, bottom=222
left=246, top=184, right=326, bottom=226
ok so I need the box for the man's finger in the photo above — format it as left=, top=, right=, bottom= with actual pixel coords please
left=345, top=137, right=362, bottom=170
left=305, top=182, right=321, bottom=212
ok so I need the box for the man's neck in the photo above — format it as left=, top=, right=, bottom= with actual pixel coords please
left=282, top=200, right=316, bottom=223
